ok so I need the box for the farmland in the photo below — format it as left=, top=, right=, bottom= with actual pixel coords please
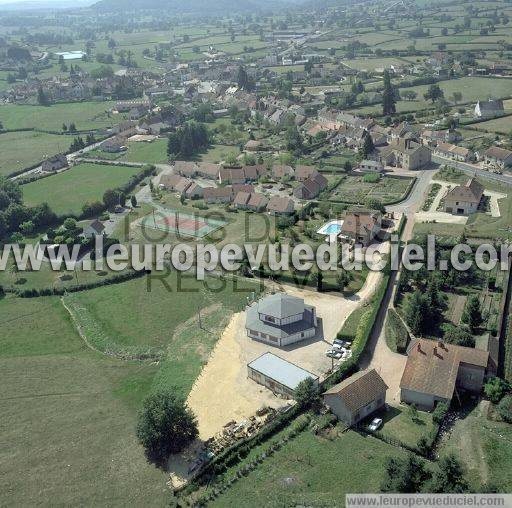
left=0, top=295, right=168, bottom=506
left=329, top=175, right=413, bottom=204
left=21, top=162, right=142, bottom=215
left=0, top=101, right=119, bottom=132
left=0, top=131, right=69, bottom=176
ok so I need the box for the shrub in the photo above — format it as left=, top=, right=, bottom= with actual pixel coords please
left=385, top=308, right=410, bottom=353
left=484, top=377, right=511, bottom=404
left=497, top=395, right=512, bottom=423
left=432, top=402, right=449, bottom=425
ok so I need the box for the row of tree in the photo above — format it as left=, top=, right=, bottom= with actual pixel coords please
left=167, top=122, right=210, bottom=158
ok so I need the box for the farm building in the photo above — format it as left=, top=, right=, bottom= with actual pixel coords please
left=400, top=338, right=489, bottom=411
left=323, top=369, right=388, bottom=426
left=247, top=352, right=319, bottom=399
left=483, top=147, right=512, bottom=172
left=245, top=293, right=318, bottom=347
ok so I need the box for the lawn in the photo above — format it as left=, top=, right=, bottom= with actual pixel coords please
left=0, top=130, right=70, bottom=176
left=209, top=427, right=408, bottom=507
left=119, top=139, right=168, bottom=164
left=375, top=405, right=436, bottom=450
left=0, top=101, right=119, bottom=131
left=0, top=295, right=168, bottom=506
left=22, top=162, right=141, bottom=215
left=329, top=175, right=413, bottom=204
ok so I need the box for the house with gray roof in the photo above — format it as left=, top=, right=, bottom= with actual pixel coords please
left=245, top=293, right=318, bottom=347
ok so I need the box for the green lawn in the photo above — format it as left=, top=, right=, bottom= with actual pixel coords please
left=0, top=101, right=119, bottom=131
left=0, top=295, right=168, bottom=506
left=119, top=139, right=168, bottom=164
left=0, top=131, right=70, bottom=176
left=22, top=162, right=141, bottom=215
left=375, top=405, right=436, bottom=450
left=210, top=427, right=408, bottom=507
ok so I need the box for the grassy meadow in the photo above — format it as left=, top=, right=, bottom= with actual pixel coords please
left=22, top=162, right=141, bottom=215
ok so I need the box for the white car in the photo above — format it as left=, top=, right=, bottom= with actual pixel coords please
left=325, top=349, right=343, bottom=359
left=368, top=418, right=383, bottom=432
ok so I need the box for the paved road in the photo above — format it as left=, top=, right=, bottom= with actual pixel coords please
left=432, top=155, right=512, bottom=186
left=386, top=168, right=437, bottom=214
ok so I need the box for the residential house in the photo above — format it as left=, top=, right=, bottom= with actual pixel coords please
left=358, top=160, right=384, bottom=173
left=245, top=293, right=318, bottom=347
left=184, top=182, right=204, bottom=199
left=293, top=172, right=328, bottom=200
left=433, top=142, right=474, bottom=162
left=444, top=178, right=484, bottom=215
left=82, top=219, right=105, bottom=239
left=203, top=187, right=233, bottom=204
left=400, top=338, right=489, bottom=410
left=483, top=147, right=512, bottom=172
left=339, top=210, right=381, bottom=247
left=42, top=154, right=68, bottom=172
left=174, top=161, right=198, bottom=178
left=234, top=191, right=268, bottom=212
left=267, top=196, right=295, bottom=216
left=295, top=165, right=318, bottom=182
left=197, top=162, right=221, bottom=180
left=421, top=129, right=462, bottom=146
left=323, top=369, right=388, bottom=426
left=271, top=165, right=295, bottom=180
left=380, top=139, right=431, bottom=170
left=474, top=99, right=504, bottom=119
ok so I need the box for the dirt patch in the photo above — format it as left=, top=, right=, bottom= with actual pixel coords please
left=186, top=272, right=383, bottom=441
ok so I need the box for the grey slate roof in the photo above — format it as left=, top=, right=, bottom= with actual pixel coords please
left=248, top=352, right=318, bottom=391
left=257, top=293, right=305, bottom=319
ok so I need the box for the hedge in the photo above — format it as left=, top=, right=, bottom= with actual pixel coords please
left=10, top=268, right=146, bottom=298
left=385, top=308, right=410, bottom=354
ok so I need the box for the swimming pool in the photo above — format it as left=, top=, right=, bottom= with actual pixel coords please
left=316, top=220, right=344, bottom=238
left=324, top=223, right=343, bottom=234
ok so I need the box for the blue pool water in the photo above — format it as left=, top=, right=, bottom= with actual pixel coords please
left=324, top=224, right=342, bottom=234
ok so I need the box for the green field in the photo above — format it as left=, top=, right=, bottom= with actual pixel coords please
left=0, top=101, right=119, bottom=131
left=210, top=427, right=408, bottom=507
left=0, top=295, right=168, bottom=506
left=67, top=271, right=261, bottom=396
left=119, top=139, right=168, bottom=164
left=22, top=162, right=141, bottom=215
left=0, top=131, right=69, bottom=176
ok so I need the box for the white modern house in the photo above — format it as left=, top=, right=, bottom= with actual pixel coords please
left=245, top=293, right=318, bottom=347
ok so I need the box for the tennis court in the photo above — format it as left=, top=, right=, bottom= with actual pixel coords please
left=141, top=207, right=227, bottom=238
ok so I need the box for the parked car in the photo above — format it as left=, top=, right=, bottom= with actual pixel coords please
left=325, top=349, right=343, bottom=359
left=368, top=418, right=383, bottom=431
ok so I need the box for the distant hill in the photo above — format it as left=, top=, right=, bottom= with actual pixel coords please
left=91, top=0, right=296, bottom=14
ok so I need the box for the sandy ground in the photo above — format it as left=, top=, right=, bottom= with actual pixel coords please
left=186, top=270, right=383, bottom=442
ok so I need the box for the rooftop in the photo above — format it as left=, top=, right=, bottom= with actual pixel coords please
left=248, top=352, right=318, bottom=391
